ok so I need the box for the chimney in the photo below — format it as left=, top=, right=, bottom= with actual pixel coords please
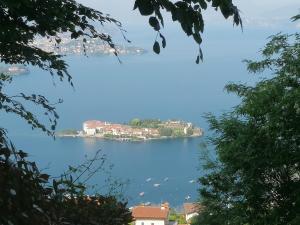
left=161, top=202, right=169, bottom=210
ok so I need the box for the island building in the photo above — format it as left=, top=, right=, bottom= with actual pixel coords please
left=82, top=120, right=161, bottom=139
left=132, top=203, right=170, bottom=225
left=83, top=120, right=107, bottom=135
left=183, top=203, right=202, bottom=223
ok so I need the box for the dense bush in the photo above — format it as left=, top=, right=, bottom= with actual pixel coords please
left=0, top=131, right=132, bottom=225
left=159, top=127, right=173, bottom=136
left=195, top=31, right=300, bottom=225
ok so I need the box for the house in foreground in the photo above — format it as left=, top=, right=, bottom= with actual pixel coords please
left=183, top=203, right=202, bottom=223
left=132, top=203, right=170, bottom=225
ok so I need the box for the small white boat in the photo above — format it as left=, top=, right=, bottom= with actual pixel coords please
left=189, top=179, right=195, bottom=183
left=153, top=183, right=160, bottom=187
left=164, top=177, right=169, bottom=182
left=185, top=195, right=191, bottom=200
left=144, top=202, right=151, bottom=206
left=139, top=192, right=145, bottom=197
left=146, top=178, right=152, bottom=182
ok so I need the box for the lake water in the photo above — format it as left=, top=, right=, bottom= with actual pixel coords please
left=1, top=25, right=277, bottom=207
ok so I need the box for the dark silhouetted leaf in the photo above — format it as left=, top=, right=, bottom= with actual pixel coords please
left=153, top=41, right=160, bottom=54
left=149, top=16, right=160, bottom=31
left=160, top=33, right=166, bottom=48
left=196, top=55, right=200, bottom=64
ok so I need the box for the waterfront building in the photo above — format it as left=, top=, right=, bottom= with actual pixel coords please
left=83, top=120, right=106, bottom=135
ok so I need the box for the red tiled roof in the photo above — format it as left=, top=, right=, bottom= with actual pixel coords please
left=183, top=203, right=201, bottom=215
left=132, top=206, right=169, bottom=220
left=84, top=120, right=105, bottom=129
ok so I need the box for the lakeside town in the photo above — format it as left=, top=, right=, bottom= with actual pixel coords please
left=0, top=65, right=29, bottom=76
left=32, top=35, right=146, bottom=56
left=0, top=37, right=145, bottom=77
left=57, top=119, right=203, bottom=141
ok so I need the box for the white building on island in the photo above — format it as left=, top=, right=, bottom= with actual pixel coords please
left=83, top=120, right=106, bottom=135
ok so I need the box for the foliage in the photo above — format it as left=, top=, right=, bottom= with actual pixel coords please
left=0, top=131, right=132, bottom=225
left=172, top=128, right=185, bottom=137
left=103, top=133, right=119, bottom=139
left=169, top=209, right=187, bottom=224
left=56, top=129, right=78, bottom=136
left=159, top=127, right=173, bottom=136
left=187, top=127, right=194, bottom=136
left=129, top=118, right=161, bottom=128
left=195, top=31, right=300, bottom=225
left=133, top=0, right=242, bottom=62
left=159, top=126, right=196, bottom=137
left=0, top=74, right=61, bottom=136
left=0, top=0, right=126, bottom=136
left=129, top=118, right=142, bottom=126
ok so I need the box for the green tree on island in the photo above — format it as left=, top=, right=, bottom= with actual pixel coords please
left=0, top=0, right=242, bottom=225
left=159, top=127, right=173, bottom=137
left=194, top=16, right=300, bottom=225
left=129, top=118, right=142, bottom=127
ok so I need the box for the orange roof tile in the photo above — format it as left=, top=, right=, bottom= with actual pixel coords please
left=183, top=203, right=202, bottom=215
left=84, top=120, right=105, bottom=129
left=132, top=206, right=169, bottom=220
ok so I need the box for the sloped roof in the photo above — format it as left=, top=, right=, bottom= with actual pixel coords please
left=183, top=203, right=201, bottom=215
left=132, top=206, right=169, bottom=220
left=83, top=120, right=105, bottom=129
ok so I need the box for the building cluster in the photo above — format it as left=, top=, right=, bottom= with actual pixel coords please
left=82, top=120, right=160, bottom=139
left=131, top=202, right=201, bottom=225
left=0, top=65, right=29, bottom=76
left=32, top=36, right=144, bottom=56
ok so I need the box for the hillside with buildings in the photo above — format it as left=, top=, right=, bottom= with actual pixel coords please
left=0, top=65, right=29, bottom=76
left=33, top=36, right=145, bottom=56
left=57, top=119, right=203, bottom=141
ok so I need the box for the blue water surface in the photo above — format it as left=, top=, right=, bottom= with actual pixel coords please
left=1, top=25, right=284, bottom=206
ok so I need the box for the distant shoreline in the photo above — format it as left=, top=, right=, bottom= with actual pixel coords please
left=33, top=36, right=146, bottom=56
left=56, top=133, right=202, bottom=142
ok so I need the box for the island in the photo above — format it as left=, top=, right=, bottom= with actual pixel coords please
left=33, top=36, right=146, bottom=56
left=0, top=65, right=29, bottom=76
left=57, top=119, right=203, bottom=141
